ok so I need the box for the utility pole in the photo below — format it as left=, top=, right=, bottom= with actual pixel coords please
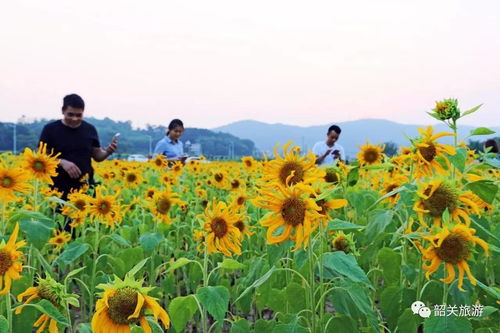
left=13, top=123, right=16, bottom=155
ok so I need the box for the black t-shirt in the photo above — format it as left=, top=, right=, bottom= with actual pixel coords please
left=39, top=120, right=100, bottom=196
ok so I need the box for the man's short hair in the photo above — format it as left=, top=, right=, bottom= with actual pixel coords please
left=328, top=125, right=341, bottom=134
left=62, top=94, right=85, bottom=111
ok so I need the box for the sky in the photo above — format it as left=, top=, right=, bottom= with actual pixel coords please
left=1, top=0, right=499, bottom=129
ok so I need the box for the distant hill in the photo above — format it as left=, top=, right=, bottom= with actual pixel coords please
left=0, top=117, right=255, bottom=157
left=213, top=119, right=499, bottom=159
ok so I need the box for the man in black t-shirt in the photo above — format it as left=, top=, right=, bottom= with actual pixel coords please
left=39, top=94, right=118, bottom=199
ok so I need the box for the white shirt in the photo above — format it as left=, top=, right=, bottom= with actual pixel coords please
left=312, top=141, right=345, bottom=166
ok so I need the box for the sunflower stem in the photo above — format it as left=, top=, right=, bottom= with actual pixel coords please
left=88, top=219, right=100, bottom=318
left=5, top=293, right=12, bottom=333
left=307, top=240, right=316, bottom=333
left=202, top=243, right=209, bottom=333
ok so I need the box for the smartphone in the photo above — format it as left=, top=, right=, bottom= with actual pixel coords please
left=113, top=133, right=121, bottom=141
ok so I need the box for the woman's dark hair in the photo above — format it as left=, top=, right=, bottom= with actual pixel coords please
left=484, top=139, right=499, bottom=153
left=328, top=125, right=341, bottom=134
left=167, top=119, right=184, bottom=135
left=62, top=94, right=85, bottom=111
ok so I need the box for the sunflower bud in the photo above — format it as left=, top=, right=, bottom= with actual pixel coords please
left=431, top=98, right=460, bottom=121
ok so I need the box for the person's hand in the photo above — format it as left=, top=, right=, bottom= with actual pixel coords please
left=60, top=159, right=82, bottom=179
left=105, top=138, right=118, bottom=155
left=332, top=150, right=340, bottom=159
left=323, top=149, right=332, bottom=157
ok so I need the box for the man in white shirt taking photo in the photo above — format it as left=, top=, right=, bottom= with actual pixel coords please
left=313, top=125, right=346, bottom=166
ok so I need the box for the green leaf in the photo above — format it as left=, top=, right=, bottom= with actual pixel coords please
left=18, top=214, right=55, bottom=249
left=64, top=266, right=86, bottom=284
left=76, top=323, right=92, bottom=333
left=139, top=232, right=164, bottom=253
left=380, top=286, right=402, bottom=330
left=234, top=266, right=276, bottom=304
left=168, top=295, right=199, bottom=332
left=469, top=127, right=495, bottom=136
left=321, top=252, right=371, bottom=287
left=218, top=258, right=245, bottom=270
left=168, top=257, right=195, bottom=272
left=347, top=167, right=359, bottom=187
left=447, top=147, right=467, bottom=173
left=377, top=247, right=401, bottom=285
left=460, top=104, right=482, bottom=118
left=110, top=234, right=131, bottom=247
left=424, top=315, right=472, bottom=333
left=326, top=219, right=365, bottom=231
left=396, top=308, right=420, bottom=333
left=324, top=315, right=357, bottom=333
left=267, top=241, right=292, bottom=266
left=465, top=180, right=498, bottom=204
left=365, top=210, right=394, bottom=240
left=284, top=283, right=307, bottom=314
left=145, top=318, right=164, bottom=333
left=196, top=286, right=230, bottom=324
left=127, top=258, right=149, bottom=278
left=23, top=299, right=69, bottom=326
left=231, top=318, right=251, bottom=333
left=53, top=242, right=90, bottom=269
left=271, top=314, right=308, bottom=333
left=254, top=319, right=276, bottom=332
left=0, top=315, right=8, bottom=333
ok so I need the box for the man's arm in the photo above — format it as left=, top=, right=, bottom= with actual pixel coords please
left=92, top=137, right=117, bottom=162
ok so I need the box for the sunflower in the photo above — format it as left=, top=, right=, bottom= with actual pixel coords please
left=0, top=223, right=25, bottom=295
left=332, top=232, right=358, bottom=255
left=229, top=177, right=245, bottom=192
left=0, top=165, right=31, bottom=203
left=241, top=156, right=257, bottom=173
left=61, top=190, right=90, bottom=219
left=253, top=181, right=322, bottom=250
left=16, top=275, right=78, bottom=333
left=123, top=169, right=143, bottom=187
left=150, top=155, right=167, bottom=170
left=149, top=188, right=183, bottom=224
left=379, top=172, right=408, bottom=205
left=92, top=275, right=170, bottom=333
left=230, top=190, right=248, bottom=209
left=170, top=161, right=184, bottom=177
left=89, top=186, right=123, bottom=228
left=198, top=199, right=242, bottom=256
left=21, top=142, right=60, bottom=184
left=315, top=196, right=348, bottom=224
left=411, top=126, right=456, bottom=178
left=357, top=142, right=385, bottom=167
left=234, top=217, right=253, bottom=238
left=212, top=170, right=229, bottom=189
left=49, top=230, right=71, bottom=251
left=413, top=179, right=479, bottom=227
left=262, top=141, right=325, bottom=187
left=417, top=224, right=488, bottom=291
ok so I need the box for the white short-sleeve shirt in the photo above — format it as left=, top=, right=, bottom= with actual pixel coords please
left=312, top=141, right=345, bottom=166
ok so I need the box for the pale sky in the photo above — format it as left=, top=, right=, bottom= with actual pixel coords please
left=1, top=0, right=499, bottom=129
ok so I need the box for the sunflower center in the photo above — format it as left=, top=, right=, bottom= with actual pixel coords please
left=422, top=183, right=458, bottom=217
left=211, top=217, right=228, bottom=238
left=234, top=220, right=245, bottom=232
left=281, top=198, right=306, bottom=226
left=0, top=249, right=13, bottom=275
left=279, top=162, right=304, bottom=185
left=33, top=160, right=45, bottom=172
left=98, top=201, right=111, bottom=214
left=214, top=173, right=223, bottom=182
left=324, top=170, right=339, bottom=183
left=38, top=282, right=59, bottom=305
left=147, top=190, right=155, bottom=198
left=236, top=196, right=246, bottom=206
left=126, top=174, right=137, bottom=183
left=436, top=232, right=470, bottom=264
left=155, top=158, right=163, bottom=166
left=418, top=144, right=437, bottom=162
left=385, top=184, right=399, bottom=196
left=1, top=176, right=13, bottom=188
left=363, top=148, right=380, bottom=164
left=107, top=288, right=143, bottom=325
left=173, top=166, right=181, bottom=172
left=230, top=180, right=239, bottom=189
left=75, top=200, right=86, bottom=211
left=316, top=199, right=328, bottom=215
left=333, top=236, right=350, bottom=254
left=157, top=198, right=171, bottom=214
left=245, top=160, right=252, bottom=167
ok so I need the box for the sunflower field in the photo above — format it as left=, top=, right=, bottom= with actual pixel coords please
left=0, top=101, right=498, bottom=333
